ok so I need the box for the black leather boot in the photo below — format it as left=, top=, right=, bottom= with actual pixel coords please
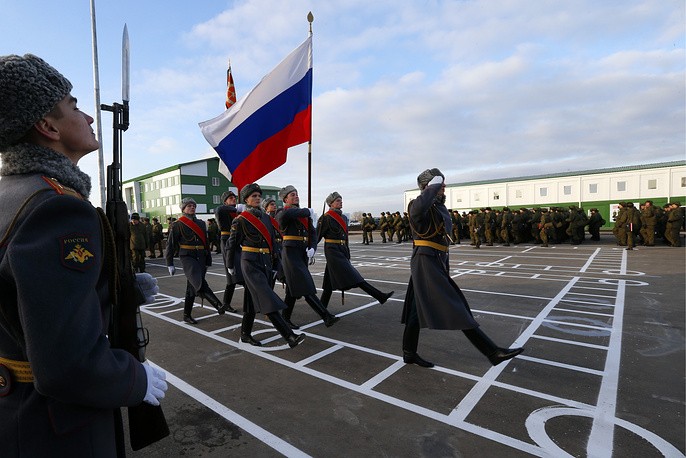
left=403, top=351, right=434, bottom=368
left=268, top=312, right=305, bottom=348
left=283, top=293, right=299, bottom=329
left=183, top=284, right=197, bottom=324
left=240, top=300, right=260, bottom=345
left=463, top=328, right=524, bottom=366
left=320, top=288, right=332, bottom=309
left=183, top=314, right=198, bottom=325
left=305, top=295, right=339, bottom=327
left=359, top=282, right=394, bottom=304
left=402, top=319, right=433, bottom=367
left=199, top=283, right=227, bottom=315
left=222, top=283, right=238, bottom=313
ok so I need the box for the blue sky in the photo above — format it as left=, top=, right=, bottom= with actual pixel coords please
left=1, top=0, right=684, bottom=213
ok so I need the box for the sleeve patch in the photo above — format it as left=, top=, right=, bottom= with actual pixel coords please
left=60, top=233, right=95, bottom=271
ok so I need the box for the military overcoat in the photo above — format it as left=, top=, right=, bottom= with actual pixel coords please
left=275, top=206, right=317, bottom=297
left=316, top=209, right=364, bottom=291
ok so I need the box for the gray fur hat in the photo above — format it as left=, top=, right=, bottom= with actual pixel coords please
left=261, top=196, right=276, bottom=210
left=279, top=184, right=297, bottom=201
left=417, top=168, right=445, bottom=190
left=0, top=54, right=73, bottom=148
left=326, top=191, right=342, bottom=206
left=221, top=190, right=237, bottom=203
left=240, top=183, right=262, bottom=203
left=180, top=197, right=197, bottom=212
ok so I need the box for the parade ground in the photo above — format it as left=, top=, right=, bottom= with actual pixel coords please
left=130, top=234, right=685, bottom=457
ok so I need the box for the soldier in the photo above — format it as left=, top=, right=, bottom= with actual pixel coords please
left=379, top=211, right=388, bottom=243
left=587, top=208, right=605, bottom=241
left=365, top=213, right=375, bottom=243
left=624, top=202, right=640, bottom=250
left=402, top=211, right=411, bottom=241
left=227, top=184, right=305, bottom=347
left=129, top=212, right=148, bottom=272
left=401, top=169, right=524, bottom=368
left=262, top=196, right=283, bottom=289
left=207, top=217, right=221, bottom=254
left=665, top=203, right=682, bottom=247
left=393, top=211, right=404, bottom=243
left=500, top=207, right=513, bottom=246
left=613, top=202, right=628, bottom=246
left=530, top=207, right=542, bottom=244
left=215, top=191, right=240, bottom=314
left=141, top=216, right=153, bottom=258
left=566, top=205, right=587, bottom=245
left=166, top=197, right=229, bottom=323
left=276, top=185, right=339, bottom=329
left=539, top=208, right=554, bottom=247
left=361, top=213, right=369, bottom=244
left=388, top=212, right=396, bottom=242
left=0, top=53, right=166, bottom=455
left=482, top=207, right=494, bottom=246
left=317, top=192, right=394, bottom=308
left=150, top=217, right=165, bottom=257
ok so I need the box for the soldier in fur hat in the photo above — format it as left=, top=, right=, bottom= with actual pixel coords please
left=0, top=54, right=166, bottom=455
left=401, top=168, right=524, bottom=368
left=317, top=192, right=394, bottom=308
left=214, top=190, right=240, bottom=313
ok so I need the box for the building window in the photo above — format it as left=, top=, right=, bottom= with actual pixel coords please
left=617, top=181, right=626, bottom=192
left=589, top=183, right=598, bottom=193
left=563, top=185, right=572, bottom=195
left=212, top=177, right=220, bottom=186
left=539, top=187, right=547, bottom=197
left=213, top=195, right=220, bottom=204
left=647, top=179, right=657, bottom=190
left=493, top=192, right=500, bottom=200
left=456, top=197, right=462, bottom=203
left=680, top=177, right=685, bottom=187
left=474, top=193, right=480, bottom=202
left=515, top=190, right=522, bottom=199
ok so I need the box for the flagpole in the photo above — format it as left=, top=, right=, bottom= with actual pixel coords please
left=307, top=11, right=314, bottom=208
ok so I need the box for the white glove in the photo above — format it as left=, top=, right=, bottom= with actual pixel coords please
left=307, top=208, right=315, bottom=218
left=428, top=175, right=444, bottom=186
left=167, top=266, right=175, bottom=276
left=306, top=247, right=316, bottom=265
left=135, top=273, right=159, bottom=304
left=236, top=204, right=245, bottom=212
left=227, top=267, right=235, bottom=276
left=142, top=362, right=168, bottom=406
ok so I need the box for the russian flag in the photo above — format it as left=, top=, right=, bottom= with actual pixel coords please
left=199, top=37, right=312, bottom=190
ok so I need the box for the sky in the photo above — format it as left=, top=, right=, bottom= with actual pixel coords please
left=1, top=0, right=684, bottom=213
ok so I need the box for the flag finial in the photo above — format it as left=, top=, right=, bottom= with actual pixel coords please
left=307, top=11, right=314, bottom=34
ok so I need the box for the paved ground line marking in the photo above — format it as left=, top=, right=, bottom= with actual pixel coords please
left=543, top=318, right=611, bottom=330
left=552, top=307, right=614, bottom=318
left=517, top=355, right=604, bottom=376
left=586, top=276, right=626, bottom=457
left=447, top=276, right=580, bottom=424
left=579, top=248, right=602, bottom=273
left=147, top=360, right=311, bottom=458
left=295, top=344, right=344, bottom=367
left=360, top=360, right=406, bottom=390
left=531, top=334, right=609, bottom=350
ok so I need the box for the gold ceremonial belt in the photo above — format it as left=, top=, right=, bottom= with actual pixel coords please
left=0, top=356, right=33, bottom=383
left=325, top=239, right=346, bottom=245
left=241, top=246, right=270, bottom=254
left=179, top=244, right=205, bottom=250
left=413, top=240, right=449, bottom=252
left=220, top=231, right=230, bottom=236
left=282, top=236, right=308, bottom=242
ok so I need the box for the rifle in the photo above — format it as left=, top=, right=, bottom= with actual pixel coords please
left=101, top=25, right=169, bottom=451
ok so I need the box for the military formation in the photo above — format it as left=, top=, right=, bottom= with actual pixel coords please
left=357, top=202, right=684, bottom=250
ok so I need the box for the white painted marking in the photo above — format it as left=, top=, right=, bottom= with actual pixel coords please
left=295, top=344, right=344, bottom=367
left=360, top=360, right=406, bottom=390
left=517, top=355, right=604, bottom=376
left=531, top=334, right=609, bottom=350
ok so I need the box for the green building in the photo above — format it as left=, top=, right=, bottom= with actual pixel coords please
left=404, top=161, right=686, bottom=227
left=123, top=157, right=281, bottom=223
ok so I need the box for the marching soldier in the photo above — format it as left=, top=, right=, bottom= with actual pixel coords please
left=401, top=168, right=524, bottom=368
left=215, top=191, right=240, bottom=313
left=393, top=211, right=404, bottom=243
left=227, top=184, right=305, bottom=347
left=151, top=217, right=165, bottom=257
left=500, top=207, right=513, bottom=246
left=317, top=192, right=394, bottom=308
left=276, top=185, right=340, bottom=329
left=640, top=200, right=656, bottom=246
left=129, top=212, right=148, bottom=272
left=539, top=208, right=554, bottom=247
left=379, top=211, right=388, bottom=243
left=166, top=197, right=228, bottom=323
left=587, top=208, right=605, bottom=241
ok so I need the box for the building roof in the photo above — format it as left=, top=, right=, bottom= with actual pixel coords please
left=407, top=160, right=686, bottom=191
left=124, top=157, right=221, bottom=183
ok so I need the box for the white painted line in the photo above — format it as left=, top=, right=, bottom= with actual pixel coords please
left=147, top=360, right=312, bottom=458
left=517, top=355, right=604, bottom=376
left=360, top=360, right=406, bottom=390
left=542, top=318, right=611, bottom=331
left=531, top=334, right=609, bottom=350
left=553, top=307, right=614, bottom=318
left=586, top=274, right=626, bottom=457
left=295, top=344, right=344, bottom=367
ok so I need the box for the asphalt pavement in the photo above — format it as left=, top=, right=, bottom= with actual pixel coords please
left=127, top=233, right=685, bottom=457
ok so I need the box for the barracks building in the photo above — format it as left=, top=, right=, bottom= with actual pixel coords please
left=122, top=157, right=280, bottom=223
left=404, top=161, right=686, bottom=227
